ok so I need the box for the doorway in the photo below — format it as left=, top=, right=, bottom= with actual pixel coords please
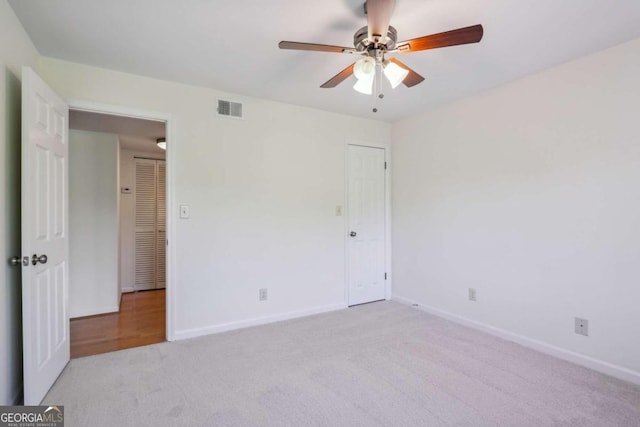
left=68, top=109, right=167, bottom=358
left=19, top=69, right=175, bottom=403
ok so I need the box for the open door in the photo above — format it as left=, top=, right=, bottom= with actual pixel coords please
left=21, top=67, right=70, bottom=404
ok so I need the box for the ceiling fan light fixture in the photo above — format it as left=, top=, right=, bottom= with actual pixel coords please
left=156, top=137, right=166, bottom=150
left=383, top=61, right=409, bottom=89
left=353, top=76, right=374, bottom=95
left=353, top=57, right=376, bottom=80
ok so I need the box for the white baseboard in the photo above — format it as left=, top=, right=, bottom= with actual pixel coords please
left=121, top=287, right=134, bottom=293
left=175, top=302, right=347, bottom=341
left=70, top=305, right=119, bottom=319
left=392, top=294, right=640, bottom=386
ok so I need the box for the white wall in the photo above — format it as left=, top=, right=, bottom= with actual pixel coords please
left=119, top=148, right=165, bottom=293
left=392, top=38, right=640, bottom=382
left=0, top=0, right=39, bottom=405
left=38, top=57, right=392, bottom=338
left=69, top=130, right=119, bottom=318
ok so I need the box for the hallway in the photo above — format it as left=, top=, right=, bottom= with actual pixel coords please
left=70, top=290, right=165, bottom=358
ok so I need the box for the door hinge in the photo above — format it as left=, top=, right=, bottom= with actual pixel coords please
left=384, top=272, right=387, bottom=280
left=384, top=161, right=387, bottom=170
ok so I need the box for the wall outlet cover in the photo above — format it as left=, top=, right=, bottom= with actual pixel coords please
left=179, top=204, right=190, bottom=219
left=575, top=317, right=589, bottom=336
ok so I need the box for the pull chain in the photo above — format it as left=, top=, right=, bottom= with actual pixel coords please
left=373, top=62, right=384, bottom=113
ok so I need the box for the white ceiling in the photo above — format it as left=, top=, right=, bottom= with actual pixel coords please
left=69, top=110, right=166, bottom=153
left=10, top=0, right=640, bottom=122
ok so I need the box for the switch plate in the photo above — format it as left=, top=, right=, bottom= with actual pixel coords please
left=180, top=205, right=190, bottom=219
left=575, top=317, right=589, bottom=336
left=468, top=288, right=477, bottom=301
left=259, top=288, right=268, bottom=301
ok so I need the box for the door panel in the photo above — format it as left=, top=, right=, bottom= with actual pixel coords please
left=53, top=263, right=66, bottom=349
left=53, top=154, right=65, bottom=238
left=156, top=230, right=166, bottom=289
left=134, top=159, right=165, bottom=290
left=34, top=147, right=49, bottom=240
left=35, top=271, right=51, bottom=367
left=156, top=161, right=166, bottom=289
left=135, top=230, right=156, bottom=290
left=134, top=159, right=157, bottom=290
left=347, top=145, right=386, bottom=306
left=22, top=67, right=70, bottom=404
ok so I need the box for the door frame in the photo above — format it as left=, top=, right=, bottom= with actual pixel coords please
left=66, top=99, right=176, bottom=341
left=344, top=138, right=392, bottom=306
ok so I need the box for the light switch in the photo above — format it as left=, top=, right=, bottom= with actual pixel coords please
left=335, top=205, right=343, bottom=216
left=180, top=205, right=190, bottom=219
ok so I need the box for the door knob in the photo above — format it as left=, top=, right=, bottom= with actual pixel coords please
left=31, top=254, right=48, bottom=266
left=9, top=256, right=21, bottom=267
left=350, top=231, right=357, bottom=237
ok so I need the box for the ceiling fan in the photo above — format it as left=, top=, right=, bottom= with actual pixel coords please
left=279, top=0, right=483, bottom=97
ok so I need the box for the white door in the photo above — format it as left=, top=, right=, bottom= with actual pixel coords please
left=134, top=158, right=165, bottom=290
left=21, top=67, right=70, bottom=404
left=347, top=145, right=386, bottom=306
left=134, top=158, right=157, bottom=290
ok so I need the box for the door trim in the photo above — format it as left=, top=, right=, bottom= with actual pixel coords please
left=66, top=99, right=176, bottom=341
left=344, top=138, right=392, bottom=306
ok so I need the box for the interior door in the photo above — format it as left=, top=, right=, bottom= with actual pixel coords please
left=21, top=67, right=70, bottom=404
left=134, top=158, right=157, bottom=290
left=347, top=144, right=386, bottom=306
left=134, top=158, right=165, bottom=290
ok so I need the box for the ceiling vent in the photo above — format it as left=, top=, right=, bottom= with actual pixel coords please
left=217, top=99, right=243, bottom=119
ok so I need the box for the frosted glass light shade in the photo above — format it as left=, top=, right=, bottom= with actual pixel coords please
left=157, top=138, right=166, bottom=150
left=383, top=61, right=409, bottom=89
left=353, top=57, right=376, bottom=80
left=353, top=77, right=374, bottom=95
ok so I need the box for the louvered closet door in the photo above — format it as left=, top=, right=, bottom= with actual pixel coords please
left=156, top=161, right=166, bottom=289
left=135, top=159, right=157, bottom=290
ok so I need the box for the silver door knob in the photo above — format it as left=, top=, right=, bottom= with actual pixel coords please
left=350, top=231, right=357, bottom=237
left=32, top=254, right=48, bottom=266
left=9, top=256, right=21, bottom=267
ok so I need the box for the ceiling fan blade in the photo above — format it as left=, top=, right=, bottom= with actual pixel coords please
left=279, top=41, right=352, bottom=54
left=366, top=0, right=396, bottom=44
left=388, top=58, right=425, bottom=87
left=396, top=24, right=484, bottom=53
left=320, top=63, right=355, bottom=88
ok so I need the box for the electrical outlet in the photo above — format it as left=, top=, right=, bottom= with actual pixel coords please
left=259, top=288, right=268, bottom=301
left=575, top=317, right=589, bottom=336
left=468, top=288, right=477, bottom=302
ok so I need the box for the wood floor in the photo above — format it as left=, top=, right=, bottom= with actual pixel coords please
left=70, top=289, right=165, bottom=358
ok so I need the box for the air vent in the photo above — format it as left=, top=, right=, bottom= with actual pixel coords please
left=217, top=99, right=243, bottom=119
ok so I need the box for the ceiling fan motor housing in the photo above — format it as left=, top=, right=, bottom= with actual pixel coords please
left=354, top=25, right=398, bottom=52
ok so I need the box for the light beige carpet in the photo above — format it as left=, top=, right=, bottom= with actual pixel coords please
left=44, top=301, right=640, bottom=426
